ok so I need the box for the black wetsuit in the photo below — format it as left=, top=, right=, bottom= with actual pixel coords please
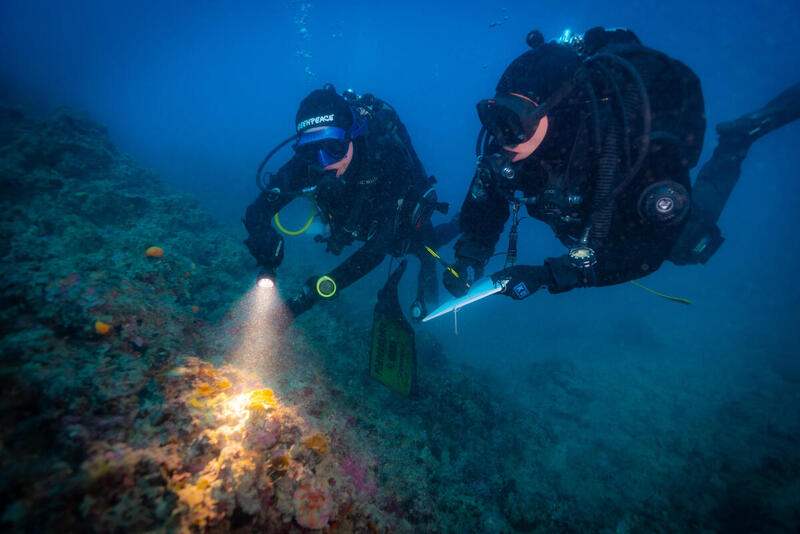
left=245, top=96, right=457, bottom=316
left=455, top=29, right=707, bottom=292
left=671, top=82, right=800, bottom=264
left=455, top=29, right=799, bottom=296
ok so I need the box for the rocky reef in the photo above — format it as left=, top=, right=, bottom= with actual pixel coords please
left=3, top=106, right=797, bottom=534
left=0, top=106, right=410, bottom=532
left=0, top=106, right=551, bottom=533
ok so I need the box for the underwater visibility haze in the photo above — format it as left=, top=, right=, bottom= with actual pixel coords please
left=1, top=1, right=799, bottom=532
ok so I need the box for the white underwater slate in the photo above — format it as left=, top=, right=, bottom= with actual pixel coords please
left=422, top=277, right=503, bottom=322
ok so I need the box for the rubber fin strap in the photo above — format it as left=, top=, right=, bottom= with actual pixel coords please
left=629, top=280, right=692, bottom=305
left=370, top=260, right=418, bottom=396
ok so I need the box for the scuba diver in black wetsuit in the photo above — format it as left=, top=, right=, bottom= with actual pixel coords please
left=443, top=27, right=800, bottom=301
left=245, top=84, right=458, bottom=320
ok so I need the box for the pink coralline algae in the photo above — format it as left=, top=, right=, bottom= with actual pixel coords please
left=244, top=418, right=279, bottom=450
left=293, top=480, right=334, bottom=530
left=341, top=456, right=377, bottom=498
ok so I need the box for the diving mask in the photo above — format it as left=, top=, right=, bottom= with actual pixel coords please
left=293, top=126, right=351, bottom=168
left=477, top=93, right=546, bottom=147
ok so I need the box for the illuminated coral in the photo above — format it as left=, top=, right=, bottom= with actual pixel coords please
left=293, top=480, right=334, bottom=530
left=244, top=418, right=279, bottom=451
left=269, top=453, right=290, bottom=472
left=196, top=382, right=215, bottom=396
left=248, top=388, right=277, bottom=409
left=214, top=378, right=232, bottom=391
left=304, top=432, right=328, bottom=455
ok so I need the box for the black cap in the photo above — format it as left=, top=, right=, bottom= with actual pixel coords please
left=295, top=87, right=354, bottom=134
left=496, top=42, right=581, bottom=104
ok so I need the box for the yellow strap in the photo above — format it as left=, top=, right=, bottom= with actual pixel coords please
left=274, top=198, right=315, bottom=236
left=425, top=246, right=460, bottom=278
left=629, top=280, right=692, bottom=305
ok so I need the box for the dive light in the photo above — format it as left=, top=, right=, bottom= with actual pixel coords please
left=257, top=269, right=276, bottom=290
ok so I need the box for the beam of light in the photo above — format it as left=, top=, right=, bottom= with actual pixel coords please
left=216, top=279, right=296, bottom=387
left=257, top=277, right=275, bottom=289
left=226, top=392, right=254, bottom=423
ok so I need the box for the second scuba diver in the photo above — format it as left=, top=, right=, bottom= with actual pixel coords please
left=245, top=84, right=458, bottom=320
left=443, top=27, right=800, bottom=301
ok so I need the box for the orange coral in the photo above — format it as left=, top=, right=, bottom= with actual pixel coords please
left=269, top=454, right=290, bottom=472
left=293, top=480, right=334, bottom=529
left=145, top=246, right=164, bottom=258
left=214, top=378, right=231, bottom=391
left=193, top=375, right=228, bottom=394
left=94, top=321, right=111, bottom=335
left=304, top=432, right=328, bottom=455
left=196, top=382, right=215, bottom=396
left=191, top=305, right=199, bottom=313
left=248, top=388, right=277, bottom=410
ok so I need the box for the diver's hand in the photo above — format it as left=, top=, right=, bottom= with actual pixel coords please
left=443, top=260, right=482, bottom=298
left=245, top=228, right=284, bottom=271
left=286, top=277, right=319, bottom=317
left=491, top=265, right=550, bottom=300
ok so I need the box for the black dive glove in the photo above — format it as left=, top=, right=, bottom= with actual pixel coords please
left=490, top=265, right=552, bottom=300
left=245, top=229, right=284, bottom=272
left=286, top=277, right=319, bottom=317
left=443, top=260, right=483, bottom=298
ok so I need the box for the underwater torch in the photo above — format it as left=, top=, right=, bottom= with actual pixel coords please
left=257, top=269, right=276, bottom=290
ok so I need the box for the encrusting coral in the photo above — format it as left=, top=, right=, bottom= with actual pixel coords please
left=269, top=453, right=290, bottom=472
left=145, top=246, right=165, bottom=258
left=304, top=432, right=328, bottom=455
left=293, top=479, right=335, bottom=529
left=77, top=357, right=388, bottom=532
left=94, top=320, right=111, bottom=334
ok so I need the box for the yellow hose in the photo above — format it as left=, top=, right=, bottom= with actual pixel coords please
left=629, top=280, right=692, bottom=305
left=274, top=198, right=315, bottom=236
